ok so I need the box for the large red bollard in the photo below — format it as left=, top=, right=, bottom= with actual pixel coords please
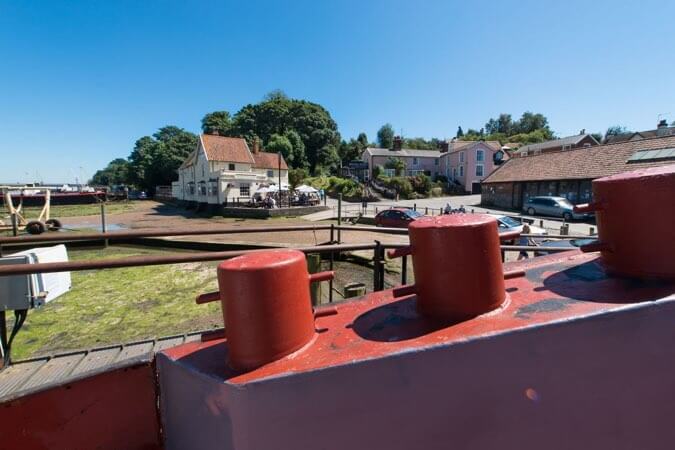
left=197, top=249, right=333, bottom=371
left=390, top=214, right=508, bottom=321
left=575, top=164, right=675, bottom=280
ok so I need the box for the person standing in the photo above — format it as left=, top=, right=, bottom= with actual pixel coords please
left=517, top=224, right=536, bottom=260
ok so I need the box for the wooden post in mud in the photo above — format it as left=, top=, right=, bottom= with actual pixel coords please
left=100, top=203, right=108, bottom=248
left=307, top=253, right=322, bottom=306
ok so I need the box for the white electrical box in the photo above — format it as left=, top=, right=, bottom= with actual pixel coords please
left=0, top=244, right=71, bottom=310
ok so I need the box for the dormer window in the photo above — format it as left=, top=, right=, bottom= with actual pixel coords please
left=228, top=163, right=235, bottom=171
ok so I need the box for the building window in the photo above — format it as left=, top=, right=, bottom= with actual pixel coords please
left=239, top=183, right=250, bottom=197
left=228, top=163, right=235, bottom=171
left=476, top=149, right=484, bottom=162
left=459, top=152, right=465, bottom=163
left=459, top=166, right=464, bottom=177
left=384, top=168, right=395, bottom=177
left=202, top=165, right=205, bottom=177
left=434, top=158, right=439, bottom=166
left=267, top=169, right=274, bottom=178
left=187, top=182, right=195, bottom=195
left=413, top=157, right=419, bottom=166
left=475, top=164, right=484, bottom=177
left=452, top=168, right=457, bottom=179
left=208, top=182, right=218, bottom=196
left=198, top=182, right=207, bottom=196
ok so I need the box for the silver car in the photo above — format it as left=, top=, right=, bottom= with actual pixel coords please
left=490, top=214, right=547, bottom=243
left=523, top=196, right=588, bottom=221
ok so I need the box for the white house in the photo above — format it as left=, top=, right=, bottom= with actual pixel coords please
left=172, top=134, right=289, bottom=205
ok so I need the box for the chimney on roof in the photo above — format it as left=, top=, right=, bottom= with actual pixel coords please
left=439, top=141, right=449, bottom=153
left=580, top=129, right=586, bottom=135
left=252, top=138, right=260, bottom=154
left=656, top=119, right=672, bottom=137
left=392, top=136, right=403, bottom=151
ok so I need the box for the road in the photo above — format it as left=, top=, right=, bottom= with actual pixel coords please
left=323, top=194, right=597, bottom=236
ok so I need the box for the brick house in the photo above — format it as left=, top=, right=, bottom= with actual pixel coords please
left=173, top=134, right=288, bottom=205
left=481, top=134, right=675, bottom=210
left=513, top=133, right=598, bottom=157
left=439, top=140, right=506, bottom=194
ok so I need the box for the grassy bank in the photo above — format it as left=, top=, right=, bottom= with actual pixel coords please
left=19, top=201, right=141, bottom=218
left=12, top=246, right=222, bottom=359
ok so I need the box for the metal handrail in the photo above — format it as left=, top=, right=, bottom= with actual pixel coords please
left=0, top=242, right=410, bottom=277
left=0, top=224, right=334, bottom=245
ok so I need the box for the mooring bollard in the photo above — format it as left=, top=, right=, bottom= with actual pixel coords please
left=540, top=219, right=544, bottom=228
left=413, top=203, right=417, bottom=211
left=425, top=207, right=429, bottom=215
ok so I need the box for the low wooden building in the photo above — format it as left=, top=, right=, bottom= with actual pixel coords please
left=481, top=135, right=675, bottom=210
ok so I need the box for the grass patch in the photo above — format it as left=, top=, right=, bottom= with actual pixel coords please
left=18, top=201, right=141, bottom=219
left=12, top=245, right=222, bottom=359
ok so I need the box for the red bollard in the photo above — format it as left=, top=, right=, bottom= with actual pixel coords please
left=389, top=214, right=509, bottom=321
left=196, top=249, right=334, bottom=371
left=575, top=164, right=675, bottom=280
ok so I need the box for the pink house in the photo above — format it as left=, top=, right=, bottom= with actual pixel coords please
left=439, top=140, right=506, bottom=194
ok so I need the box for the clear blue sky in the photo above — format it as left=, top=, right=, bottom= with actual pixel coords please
left=1, top=0, right=674, bottom=183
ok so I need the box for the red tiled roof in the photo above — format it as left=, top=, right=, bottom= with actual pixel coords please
left=252, top=151, right=288, bottom=170
left=483, top=135, right=675, bottom=184
left=201, top=135, right=255, bottom=164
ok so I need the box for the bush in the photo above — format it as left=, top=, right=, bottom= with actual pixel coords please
left=306, top=176, right=363, bottom=200
left=410, top=174, right=432, bottom=195
left=373, top=165, right=384, bottom=179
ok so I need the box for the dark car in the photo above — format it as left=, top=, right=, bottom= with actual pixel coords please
left=374, top=208, right=424, bottom=228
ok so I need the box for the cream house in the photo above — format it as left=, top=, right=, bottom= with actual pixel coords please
left=172, top=134, right=289, bottom=205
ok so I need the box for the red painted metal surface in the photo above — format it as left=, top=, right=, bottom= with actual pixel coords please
left=0, top=361, right=160, bottom=450
left=575, top=164, right=675, bottom=280
left=388, top=214, right=509, bottom=320
left=196, top=249, right=333, bottom=371
left=157, top=250, right=675, bottom=449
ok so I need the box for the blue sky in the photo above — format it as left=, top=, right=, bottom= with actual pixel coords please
left=1, top=0, right=674, bottom=183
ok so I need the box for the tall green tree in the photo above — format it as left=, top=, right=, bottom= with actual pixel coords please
left=90, top=158, right=130, bottom=186
left=231, top=91, right=339, bottom=172
left=316, top=144, right=341, bottom=175
left=201, top=111, right=233, bottom=135
left=514, top=111, right=551, bottom=136
left=266, top=134, right=293, bottom=163
left=356, top=132, right=369, bottom=148
left=377, top=123, right=395, bottom=149
left=128, top=126, right=197, bottom=192
left=283, top=129, right=308, bottom=169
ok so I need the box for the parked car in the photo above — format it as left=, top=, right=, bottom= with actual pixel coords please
left=534, top=238, right=596, bottom=256
left=490, top=214, right=547, bottom=243
left=523, top=196, right=589, bottom=221
left=374, top=208, right=424, bottom=228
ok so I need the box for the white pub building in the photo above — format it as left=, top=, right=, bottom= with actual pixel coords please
left=172, top=134, right=289, bottom=206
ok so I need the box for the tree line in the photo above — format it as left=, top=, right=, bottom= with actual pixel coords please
left=93, top=95, right=642, bottom=191
left=93, top=91, right=364, bottom=191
